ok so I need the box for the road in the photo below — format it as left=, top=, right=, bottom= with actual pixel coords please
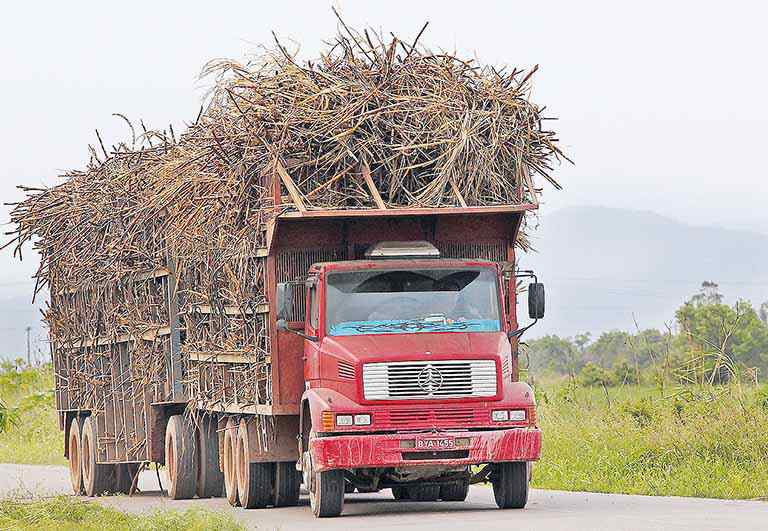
left=1, top=464, right=764, bottom=530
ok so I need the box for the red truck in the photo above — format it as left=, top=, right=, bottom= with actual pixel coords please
left=265, top=207, right=544, bottom=516
left=50, top=203, right=543, bottom=518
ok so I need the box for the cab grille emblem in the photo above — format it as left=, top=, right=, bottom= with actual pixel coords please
left=417, top=364, right=444, bottom=394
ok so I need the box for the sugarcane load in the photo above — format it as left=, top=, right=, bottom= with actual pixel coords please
left=5, top=17, right=565, bottom=517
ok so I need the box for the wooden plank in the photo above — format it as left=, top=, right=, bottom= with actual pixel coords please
left=188, top=352, right=270, bottom=364
left=62, top=326, right=173, bottom=350
left=196, top=400, right=299, bottom=416
left=450, top=181, right=469, bottom=208
left=165, top=257, right=185, bottom=400
left=361, top=163, right=386, bottom=209
left=278, top=203, right=538, bottom=219
left=188, top=304, right=269, bottom=316
left=274, top=159, right=307, bottom=212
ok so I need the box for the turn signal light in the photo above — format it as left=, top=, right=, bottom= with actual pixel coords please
left=321, top=411, right=334, bottom=431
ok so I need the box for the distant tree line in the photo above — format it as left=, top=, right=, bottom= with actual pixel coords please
left=525, top=282, right=768, bottom=386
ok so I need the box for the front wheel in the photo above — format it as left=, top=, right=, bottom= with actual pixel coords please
left=305, top=434, right=344, bottom=518
left=492, top=462, right=529, bottom=509
left=309, top=468, right=345, bottom=517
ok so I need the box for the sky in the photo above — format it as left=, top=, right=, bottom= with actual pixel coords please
left=0, top=0, right=767, bottom=355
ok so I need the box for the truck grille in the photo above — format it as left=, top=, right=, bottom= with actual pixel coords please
left=362, top=360, right=497, bottom=400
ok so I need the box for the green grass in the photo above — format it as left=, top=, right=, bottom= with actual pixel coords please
left=531, top=383, right=768, bottom=499
left=0, top=363, right=65, bottom=465
left=0, top=496, right=243, bottom=531
left=3, top=363, right=768, bottom=500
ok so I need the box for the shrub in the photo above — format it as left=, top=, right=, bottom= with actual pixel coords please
left=578, top=362, right=616, bottom=387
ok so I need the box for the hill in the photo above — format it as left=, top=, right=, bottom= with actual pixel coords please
left=521, top=206, right=768, bottom=338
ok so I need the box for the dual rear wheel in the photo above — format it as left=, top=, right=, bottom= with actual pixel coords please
left=67, top=416, right=139, bottom=497
left=222, top=417, right=301, bottom=509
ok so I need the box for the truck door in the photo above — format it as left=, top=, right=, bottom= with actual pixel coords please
left=304, top=278, right=321, bottom=382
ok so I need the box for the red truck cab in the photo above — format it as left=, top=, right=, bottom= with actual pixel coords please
left=276, top=241, right=544, bottom=516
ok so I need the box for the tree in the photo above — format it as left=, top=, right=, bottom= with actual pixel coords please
left=527, top=335, right=580, bottom=378
left=759, top=302, right=768, bottom=325
left=690, top=281, right=724, bottom=307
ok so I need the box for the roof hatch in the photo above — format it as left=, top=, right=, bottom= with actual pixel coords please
left=364, top=241, right=441, bottom=259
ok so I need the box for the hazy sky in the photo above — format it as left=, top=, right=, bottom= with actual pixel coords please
left=1, top=0, right=767, bottom=289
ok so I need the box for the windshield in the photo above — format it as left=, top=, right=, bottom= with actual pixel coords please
left=326, top=267, right=501, bottom=336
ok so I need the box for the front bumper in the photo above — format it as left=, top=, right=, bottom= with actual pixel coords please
left=310, top=427, right=541, bottom=472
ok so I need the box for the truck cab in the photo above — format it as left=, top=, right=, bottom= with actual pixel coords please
left=276, top=240, right=544, bottom=516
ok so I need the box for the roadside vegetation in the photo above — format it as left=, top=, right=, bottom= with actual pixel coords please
left=527, top=281, right=768, bottom=500
left=0, top=361, right=63, bottom=465
left=0, top=496, right=243, bottom=531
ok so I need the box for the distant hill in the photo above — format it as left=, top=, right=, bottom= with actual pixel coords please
left=521, top=206, right=768, bottom=339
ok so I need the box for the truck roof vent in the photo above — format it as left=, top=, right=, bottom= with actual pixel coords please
left=365, top=241, right=441, bottom=259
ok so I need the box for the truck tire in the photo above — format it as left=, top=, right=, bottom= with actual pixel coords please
left=81, top=416, right=112, bottom=496
left=309, top=468, right=345, bottom=517
left=67, top=416, right=84, bottom=495
left=440, top=480, right=469, bottom=501
left=165, top=414, right=198, bottom=500
left=196, top=416, right=224, bottom=498
left=236, top=418, right=274, bottom=509
left=391, top=486, right=409, bottom=500
left=407, top=484, right=440, bottom=501
left=223, top=417, right=239, bottom=506
left=492, top=462, right=529, bottom=509
left=274, top=461, right=301, bottom=507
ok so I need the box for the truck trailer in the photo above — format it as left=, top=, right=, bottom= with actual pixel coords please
left=7, top=22, right=561, bottom=518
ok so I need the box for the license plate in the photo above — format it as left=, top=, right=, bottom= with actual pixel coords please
left=414, top=437, right=455, bottom=450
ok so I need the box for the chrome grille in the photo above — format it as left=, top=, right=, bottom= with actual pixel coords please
left=362, top=360, right=497, bottom=400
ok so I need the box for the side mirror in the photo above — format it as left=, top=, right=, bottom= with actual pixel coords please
left=276, top=318, right=288, bottom=331
left=528, top=282, right=545, bottom=319
left=276, top=282, right=294, bottom=321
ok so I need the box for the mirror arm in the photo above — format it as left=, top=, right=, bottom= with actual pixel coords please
left=507, top=318, right=539, bottom=340
left=277, top=319, right=318, bottom=342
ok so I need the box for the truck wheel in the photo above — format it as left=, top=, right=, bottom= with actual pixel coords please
left=309, top=468, right=345, bottom=517
left=391, top=486, right=409, bottom=500
left=165, top=414, right=198, bottom=500
left=344, top=481, right=356, bottom=494
left=236, top=418, right=274, bottom=509
left=274, top=461, right=301, bottom=507
left=197, top=416, right=224, bottom=498
left=408, top=484, right=440, bottom=501
left=67, top=416, right=84, bottom=495
left=492, top=462, right=529, bottom=509
left=440, top=480, right=469, bottom=501
left=223, top=417, right=239, bottom=506
left=81, top=416, right=111, bottom=496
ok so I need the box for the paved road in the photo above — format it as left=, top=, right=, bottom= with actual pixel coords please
left=1, top=464, right=764, bottom=530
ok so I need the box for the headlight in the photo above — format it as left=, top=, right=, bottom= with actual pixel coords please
left=354, top=414, right=371, bottom=425
left=336, top=414, right=353, bottom=426
left=491, top=410, right=510, bottom=422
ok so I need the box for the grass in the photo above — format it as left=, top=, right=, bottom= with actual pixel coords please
left=0, top=362, right=65, bottom=465
left=531, top=382, right=768, bottom=499
left=3, top=362, right=767, bottom=501
left=0, top=496, right=243, bottom=531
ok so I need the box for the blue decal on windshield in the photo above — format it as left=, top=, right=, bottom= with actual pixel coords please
left=329, top=319, right=500, bottom=336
